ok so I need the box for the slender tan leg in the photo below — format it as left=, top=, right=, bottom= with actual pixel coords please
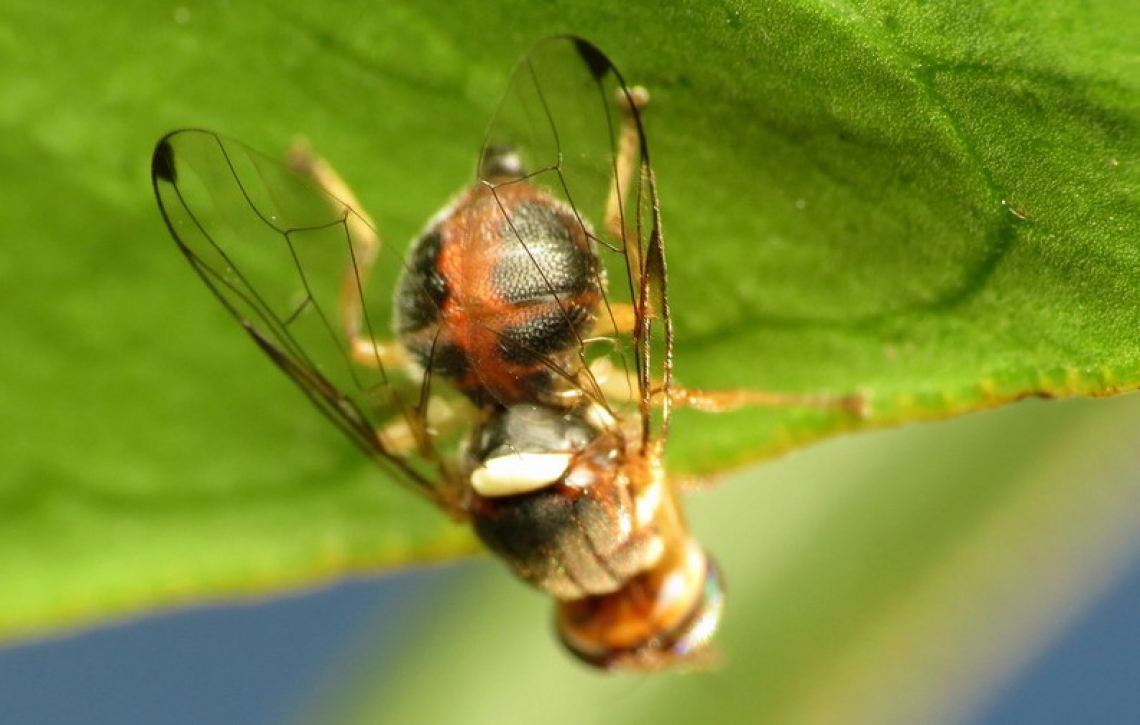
left=587, top=302, right=638, bottom=339
left=668, top=385, right=867, bottom=417
left=592, top=90, right=866, bottom=418
left=287, top=142, right=486, bottom=469
left=375, top=394, right=474, bottom=456
left=288, top=140, right=407, bottom=370
left=587, top=355, right=865, bottom=416
left=592, top=88, right=652, bottom=363
left=604, top=86, right=650, bottom=246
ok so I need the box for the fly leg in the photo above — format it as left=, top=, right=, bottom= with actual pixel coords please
left=581, top=84, right=655, bottom=399
left=589, top=354, right=866, bottom=416
left=603, top=85, right=650, bottom=252
left=594, top=88, right=865, bottom=417
left=375, top=394, right=474, bottom=456
left=585, top=320, right=867, bottom=417
left=665, top=385, right=867, bottom=416
left=288, top=142, right=476, bottom=514
left=288, top=140, right=408, bottom=371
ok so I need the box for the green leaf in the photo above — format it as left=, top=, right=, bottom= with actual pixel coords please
left=2, top=0, right=1138, bottom=658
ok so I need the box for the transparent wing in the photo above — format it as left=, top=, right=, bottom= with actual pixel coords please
left=480, top=36, right=672, bottom=449
left=150, top=130, right=457, bottom=506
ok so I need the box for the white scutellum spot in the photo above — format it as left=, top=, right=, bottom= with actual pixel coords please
left=471, top=452, right=574, bottom=497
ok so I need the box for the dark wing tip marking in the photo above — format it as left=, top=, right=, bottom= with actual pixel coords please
left=152, top=137, right=177, bottom=184
left=571, top=38, right=612, bottom=82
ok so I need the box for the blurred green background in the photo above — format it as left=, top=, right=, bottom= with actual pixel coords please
left=3, top=0, right=1139, bottom=723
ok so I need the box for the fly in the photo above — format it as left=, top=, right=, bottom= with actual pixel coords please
left=151, top=36, right=861, bottom=670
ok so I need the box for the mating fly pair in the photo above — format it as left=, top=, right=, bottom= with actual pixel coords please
left=152, top=37, right=854, bottom=670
